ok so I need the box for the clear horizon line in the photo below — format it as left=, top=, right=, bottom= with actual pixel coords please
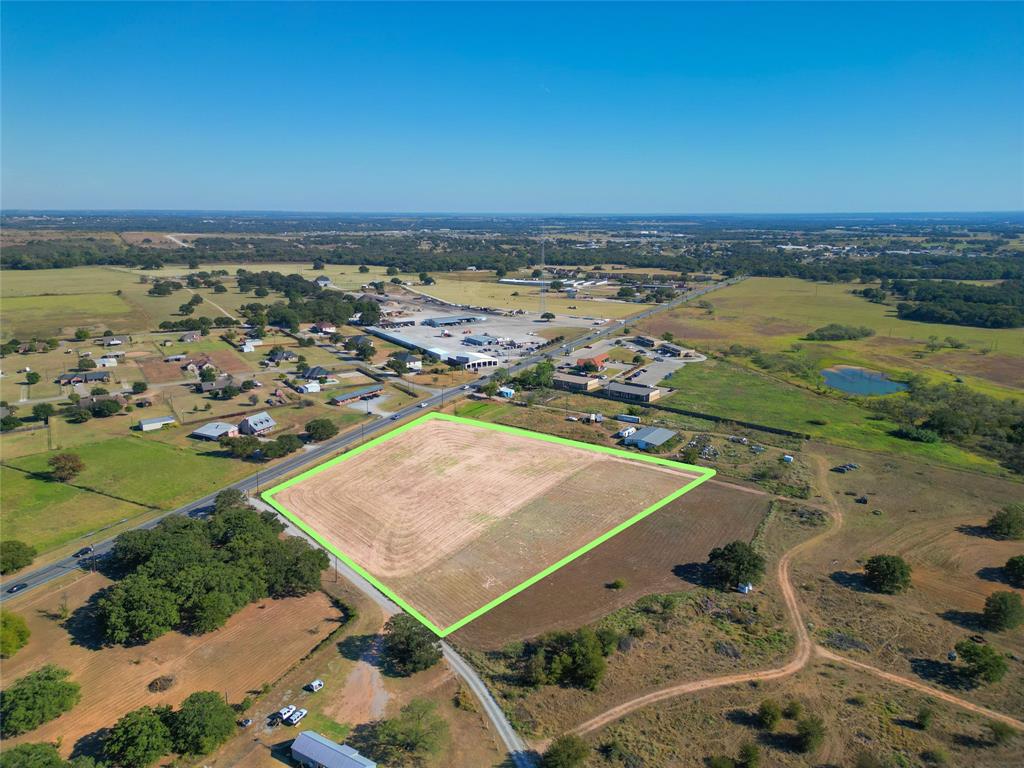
left=3, top=208, right=1023, bottom=217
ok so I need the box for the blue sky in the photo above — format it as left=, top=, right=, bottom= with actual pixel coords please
left=2, top=2, right=1021, bottom=213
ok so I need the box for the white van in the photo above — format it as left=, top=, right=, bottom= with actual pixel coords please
left=308, top=679, right=324, bottom=692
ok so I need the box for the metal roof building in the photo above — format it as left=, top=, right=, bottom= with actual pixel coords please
left=603, top=382, right=663, bottom=403
left=138, top=415, right=176, bottom=432
left=239, top=411, right=277, bottom=435
left=291, top=731, right=376, bottom=768
left=422, top=315, right=486, bottom=327
left=623, top=426, right=677, bottom=450
left=189, top=421, right=238, bottom=441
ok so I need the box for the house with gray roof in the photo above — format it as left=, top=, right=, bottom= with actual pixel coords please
left=190, top=421, right=239, bottom=441
left=238, top=411, right=276, bottom=435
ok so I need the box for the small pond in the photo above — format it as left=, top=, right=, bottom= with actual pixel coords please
left=821, top=366, right=908, bottom=396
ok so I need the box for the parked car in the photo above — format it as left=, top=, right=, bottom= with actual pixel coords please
left=307, top=679, right=324, bottom=692
left=6, top=583, right=29, bottom=594
left=277, top=705, right=296, bottom=721
left=239, top=719, right=253, bottom=728
left=286, top=708, right=308, bottom=726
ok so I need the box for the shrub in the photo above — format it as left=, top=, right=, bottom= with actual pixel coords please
left=782, top=700, right=803, bottom=719
left=795, top=714, right=826, bottom=754
left=131, top=381, right=148, bottom=394
left=757, top=699, right=782, bottom=731
left=982, top=591, right=1024, bottom=631
left=541, top=734, right=590, bottom=768
left=917, top=704, right=935, bottom=730
left=708, top=758, right=735, bottom=768
left=1005, top=555, right=1024, bottom=588
left=893, top=425, right=940, bottom=443
left=863, top=554, right=912, bottom=594
left=0, top=612, right=31, bottom=658
left=607, top=578, right=626, bottom=590
left=955, top=639, right=1008, bottom=684
left=921, top=747, right=949, bottom=765
left=0, top=540, right=36, bottom=575
left=986, top=720, right=1017, bottom=745
left=0, top=665, right=81, bottom=737
left=738, top=741, right=761, bottom=768
left=988, top=504, right=1024, bottom=539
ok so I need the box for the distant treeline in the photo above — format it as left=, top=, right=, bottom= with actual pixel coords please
left=891, top=279, right=1024, bottom=328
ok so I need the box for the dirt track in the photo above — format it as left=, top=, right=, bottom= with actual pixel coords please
left=570, top=459, right=1024, bottom=739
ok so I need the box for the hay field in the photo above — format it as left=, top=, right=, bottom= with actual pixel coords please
left=271, top=417, right=700, bottom=629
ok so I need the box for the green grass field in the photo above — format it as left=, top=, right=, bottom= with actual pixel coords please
left=3, top=435, right=252, bottom=510
left=660, top=359, right=1003, bottom=473
left=640, top=277, right=1023, bottom=396
left=0, top=465, right=151, bottom=552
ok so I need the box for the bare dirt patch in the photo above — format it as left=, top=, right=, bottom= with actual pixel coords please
left=271, top=417, right=700, bottom=629
left=3, top=573, right=340, bottom=757
left=452, top=480, right=771, bottom=649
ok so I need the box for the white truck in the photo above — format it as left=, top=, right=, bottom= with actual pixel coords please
left=286, top=708, right=308, bottom=726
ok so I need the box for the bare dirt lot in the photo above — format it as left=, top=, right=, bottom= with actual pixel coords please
left=271, top=416, right=701, bottom=629
left=452, top=479, right=772, bottom=649
left=3, top=573, right=341, bottom=758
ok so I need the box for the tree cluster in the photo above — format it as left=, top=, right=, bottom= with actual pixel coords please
left=805, top=323, right=875, bottom=341
left=98, top=491, right=328, bottom=645
left=0, top=665, right=81, bottom=737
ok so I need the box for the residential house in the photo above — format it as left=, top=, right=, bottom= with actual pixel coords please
left=268, top=349, right=298, bottom=364
left=181, top=356, right=215, bottom=374
left=56, top=371, right=111, bottom=386
left=238, top=411, right=276, bottom=435
left=391, top=352, right=422, bottom=371
left=576, top=353, right=609, bottom=371
left=97, top=335, right=128, bottom=347
left=303, top=366, right=330, bottom=380
left=179, top=331, right=201, bottom=343
left=314, top=275, right=333, bottom=289
left=311, top=321, right=337, bottom=335
left=198, top=376, right=232, bottom=394
left=78, top=393, right=128, bottom=410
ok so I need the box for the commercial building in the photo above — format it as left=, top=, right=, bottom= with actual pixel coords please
left=464, top=334, right=494, bottom=346
left=451, top=352, right=498, bottom=371
left=330, top=384, right=384, bottom=405
left=603, top=382, right=663, bottom=403
left=552, top=372, right=601, bottom=393
left=422, top=315, right=485, bottom=327
left=623, top=426, right=677, bottom=450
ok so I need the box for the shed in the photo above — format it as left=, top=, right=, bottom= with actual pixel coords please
left=497, top=386, right=515, bottom=398
left=297, top=381, right=322, bottom=394
left=291, top=731, right=376, bottom=768
left=138, top=415, right=176, bottom=432
left=190, top=421, right=239, bottom=441
left=623, top=426, right=676, bottom=451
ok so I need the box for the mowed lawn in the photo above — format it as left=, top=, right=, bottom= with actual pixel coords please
left=640, top=277, right=1024, bottom=395
left=661, top=359, right=1003, bottom=473
left=3, top=435, right=252, bottom=510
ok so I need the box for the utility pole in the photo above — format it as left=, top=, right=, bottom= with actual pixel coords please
left=539, top=238, right=547, bottom=318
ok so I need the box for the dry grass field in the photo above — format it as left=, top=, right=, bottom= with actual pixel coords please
left=2, top=573, right=341, bottom=758
left=270, top=416, right=702, bottom=630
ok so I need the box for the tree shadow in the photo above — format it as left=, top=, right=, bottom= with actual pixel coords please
left=673, top=562, right=713, bottom=587
left=829, top=570, right=872, bottom=593
left=337, top=633, right=377, bottom=662
left=953, top=733, right=990, bottom=749
left=64, top=589, right=110, bottom=651
left=756, top=731, right=799, bottom=753
left=70, top=727, right=109, bottom=760
left=344, top=721, right=385, bottom=761
left=893, top=717, right=922, bottom=730
left=725, top=708, right=761, bottom=728
left=976, top=566, right=1009, bottom=585
left=955, top=524, right=998, bottom=540
left=938, top=609, right=984, bottom=631
left=909, top=657, right=971, bottom=690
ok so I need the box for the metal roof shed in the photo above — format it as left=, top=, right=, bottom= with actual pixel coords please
left=291, top=731, right=376, bottom=768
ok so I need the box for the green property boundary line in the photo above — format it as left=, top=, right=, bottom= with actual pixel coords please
left=262, top=411, right=715, bottom=637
